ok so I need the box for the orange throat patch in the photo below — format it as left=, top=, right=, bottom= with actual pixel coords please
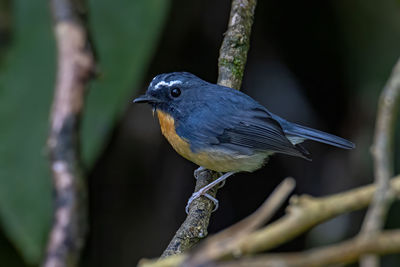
left=156, top=110, right=193, bottom=160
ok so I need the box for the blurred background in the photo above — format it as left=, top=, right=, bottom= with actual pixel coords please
left=0, top=0, right=400, bottom=266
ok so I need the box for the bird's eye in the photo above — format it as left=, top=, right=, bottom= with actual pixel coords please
left=170, top=87, right=181, bottom=98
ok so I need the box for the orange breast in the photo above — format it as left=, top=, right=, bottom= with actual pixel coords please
left=156, top=110, right=266, bottom=172
left=156, top=110, right=193, bottom=160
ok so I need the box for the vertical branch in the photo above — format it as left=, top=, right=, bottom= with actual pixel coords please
left=218, top=0, right=257, bottom=90
left=161, top=0, right=257, bottom=257
left=360, top=57, right=400, bottom=267
left=43, top=0, right=95, bottom=266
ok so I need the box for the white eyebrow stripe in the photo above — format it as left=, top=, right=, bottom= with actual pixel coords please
left=154, top=80, right=182, bottom=89
left=150, top=76, right=158, bottom=87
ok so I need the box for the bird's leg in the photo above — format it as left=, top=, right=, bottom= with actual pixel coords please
left=185, top=171, right=236, bottom=213
left=194, top=166, right=225, bottom=188
left=193, top=166, right=206, bottom=179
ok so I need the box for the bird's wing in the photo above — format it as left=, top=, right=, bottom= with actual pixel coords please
left=177, top=105, right=311, bottom=160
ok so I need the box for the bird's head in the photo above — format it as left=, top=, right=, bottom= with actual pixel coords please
left=133, top=72, right=208, bottom=117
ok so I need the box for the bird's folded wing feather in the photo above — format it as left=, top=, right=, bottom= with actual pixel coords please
left=177, top=105, right=309, bottom=159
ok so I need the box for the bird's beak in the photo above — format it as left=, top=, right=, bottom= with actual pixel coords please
left=133, top=94, right=159, bottom=104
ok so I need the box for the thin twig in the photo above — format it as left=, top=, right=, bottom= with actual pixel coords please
left=43, top=1, right=95, bottom=267
left=238, top=176, right=400, bottom=255
left=360, top=57, right=400, bottom=267
left=139, top=175, right=400, bottom=267
left=161, top=0, right=257, bottom=257
left=215, top=230, right=400, bottom=267
left=183, top=178, right=295, bottom=267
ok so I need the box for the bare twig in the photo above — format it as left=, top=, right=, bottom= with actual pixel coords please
left=43, top=1, right=95, bottom=267
left=360, top=57, right=400, bottom=267
left=161, top=0, right=257, bottom=257
left=184, top=178, right=295, bottom=267
left=215, top=230, right=400, bottom=267
left=139, top=175, right=400, bottom=267
left=238, top=176, right=400, bottom=255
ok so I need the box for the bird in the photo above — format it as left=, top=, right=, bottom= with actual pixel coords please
left=133, top=72, right=355, bottom=213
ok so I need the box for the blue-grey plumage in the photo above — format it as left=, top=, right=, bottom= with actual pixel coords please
left=134, top=72, right=354, bottom=173
left=133, top=71, right=355, bottom=211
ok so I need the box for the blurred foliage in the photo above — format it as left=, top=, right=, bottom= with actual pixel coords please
left=0, top=231, right=26, bottom=267
left=83, top=0, right=170, bottom=165
left=0, top=0, right=55, bottom=264
left=0, top=0, right=169, bottom=265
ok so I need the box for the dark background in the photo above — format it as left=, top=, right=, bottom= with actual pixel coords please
left=0, top=0, right=399, bottom=266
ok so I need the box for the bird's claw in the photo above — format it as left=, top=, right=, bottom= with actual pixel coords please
left=217, top=179, right=226, bottom=188
left=185, top=192, right=219, bottom=214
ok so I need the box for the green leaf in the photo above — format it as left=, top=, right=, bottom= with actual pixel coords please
left=0, top=0, right=169, bottom=264
left=83, top=0, right=171, bottom=164
left=0, top=0, right=55, bottom=264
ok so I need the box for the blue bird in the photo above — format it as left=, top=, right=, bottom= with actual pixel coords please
left=134, top=72, right=354, bottom=212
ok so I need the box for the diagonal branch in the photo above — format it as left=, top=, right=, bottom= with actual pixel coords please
left=161, top=0, right=257, bottom=257
left=43, top=0, right=95, bottom=266
left=215, top=230, right=400, bottom=267
left=139, top=175, right=400, bottom=267
left=238, top=176, right=400, bottom=255
left=360, top=57, right=400, bottom=267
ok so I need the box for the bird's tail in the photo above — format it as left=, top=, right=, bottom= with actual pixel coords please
left=284, top=123, right=355, bottom=149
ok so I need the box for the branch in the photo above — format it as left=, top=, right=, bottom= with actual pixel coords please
left=161, top=170, right=220, bottom=257
left=215, top=230, right=400, bottom=267
left=360, top=57, right=400, bottom=266
left=161, top=0, right=257, bottom=257
left=237, top=175, right=400, bottom=255
left=43, top=1, right=95, bottom=266
left=138, top=175, right=400, bottom=267
left=184, top=178, right=295, bottom=267
left=218, top=0, right=257, bottom=90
